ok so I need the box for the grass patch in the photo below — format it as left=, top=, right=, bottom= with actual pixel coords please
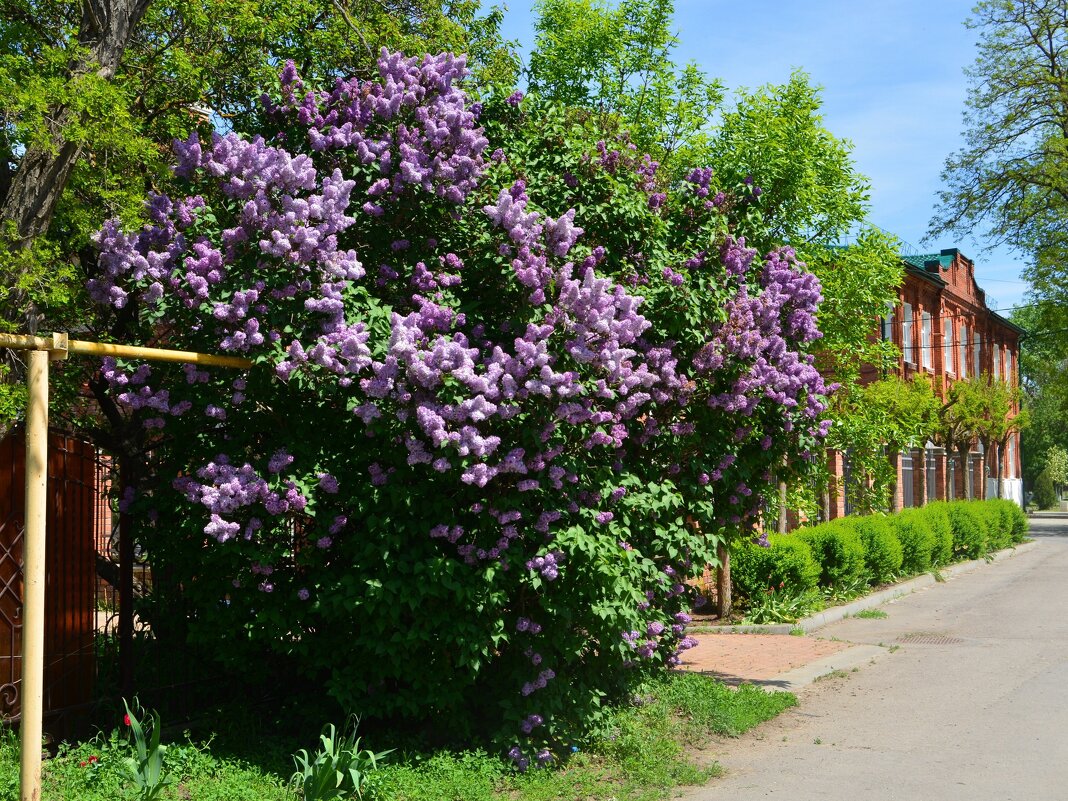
left=374, top=673, right=796, bottom=801
left=853, top=608, right=888, bottom=619
left=2, top=674, right=795, bottom=801
left=0, top=726, right=289, bottom=801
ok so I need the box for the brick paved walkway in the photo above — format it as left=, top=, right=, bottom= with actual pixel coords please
left=679, top=634, right=849, bottom=687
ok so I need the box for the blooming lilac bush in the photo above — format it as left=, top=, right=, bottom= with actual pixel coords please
left=91, top=50, right=832, bottom=754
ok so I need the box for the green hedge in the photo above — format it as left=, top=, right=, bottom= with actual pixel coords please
left=921, top=502, right=954, bottom=567
left=852, top=516, right=904, bottom=585
left=795, top=520, right=866, bottom=589
left=732, top=499, right=1027, bottom=607
left=730, top=535, right=821, bottom=601
left=946, top=502, right=989, bottom=559
left=889, top=508, right=934, bottom=575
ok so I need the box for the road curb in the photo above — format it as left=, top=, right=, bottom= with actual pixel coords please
left=772, top=644, right=889, bottom=691
left=704, top=539, right=1040, bottom=636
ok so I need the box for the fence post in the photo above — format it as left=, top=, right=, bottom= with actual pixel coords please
left=19, top=350, right=48, bottom=801
left=119, top=458, right=134, bottom=701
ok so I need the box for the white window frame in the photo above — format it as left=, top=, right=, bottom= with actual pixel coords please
left=959, top=324, right=968, bottom=378
left=902, top=302, right=914, bottom=364
left=943, top=317, right=954, bottom=375
left=993, top=343, right=1000, bottom=380
left=881, top=307, right=893, bottom=341
left=921, top=312, right=932, bottom=370
left=1006, top=349, right=1013, bottom=385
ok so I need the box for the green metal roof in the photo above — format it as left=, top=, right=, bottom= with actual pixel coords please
left=902, top=252, right=954, bottom=271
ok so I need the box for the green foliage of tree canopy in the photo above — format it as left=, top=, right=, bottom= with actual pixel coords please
left=1012, top=303, right=1068, bottom=486
left=0, top=0, right=518, bottom=431
left=930, top=0, right=1068, bottom=252
left=707, top=70, right=869, bottom=250
left=802, top=229, right=903, bottom=387
left=528, top=0, right=722, bottom=175
left=828, top=375, right=941, bottom=514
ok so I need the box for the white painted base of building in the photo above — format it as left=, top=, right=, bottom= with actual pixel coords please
left=986, top=477, right=1023, bottom=506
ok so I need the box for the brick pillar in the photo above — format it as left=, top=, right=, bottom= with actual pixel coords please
left=934, top=451, right=946, bottom=501
left=827, top=449, right=846, bottom=519
left=913, top=449, right=927, bottom=507
left=954, top=453, right=967, bottom=500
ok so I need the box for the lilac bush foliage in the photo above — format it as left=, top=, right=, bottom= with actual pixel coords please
left=92, top=50, right=832, bottom=753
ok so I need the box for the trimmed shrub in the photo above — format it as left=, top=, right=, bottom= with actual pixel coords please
left=889, top=508, right=934, bottom=575
left=1034, top=468, right=1057, bottom=509
left=922, top=501, right=954, bottom=567
left=946, top=502, right=989, bottom=559
left=851, top=516, right=904, bottom=585
left=1007, top=501, right=1029, bottom=542
left=983, top=500, right=1014, bottom=550
left=795, top=520, right=866, bottom=589
left=730, top=535, right=821, bottom=602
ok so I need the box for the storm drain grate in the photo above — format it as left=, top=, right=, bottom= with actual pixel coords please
left=896, top=633, right=964, bottom=645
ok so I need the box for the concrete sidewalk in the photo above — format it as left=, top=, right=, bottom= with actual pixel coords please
left=680, top=516, right=1068, bottom=801
left=679, top=535, right=1042, bottom=692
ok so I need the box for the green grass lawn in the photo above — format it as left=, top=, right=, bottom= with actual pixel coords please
left=0, top=673, right=796, bottom=801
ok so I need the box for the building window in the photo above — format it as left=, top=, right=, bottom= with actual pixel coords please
left=993, top=343, right=1000, bottom=380
left=902, top=302, right=914, bottom=364
left=973, top=334, right=981, bottom=377
left=921, top=312, right=932, bottom=370
left=880, top=307, right=893, bottom=341
left=1006, top=349, right=1013, bottom=385
left=944, top=317, right=954, bottom=374
left=1008, top=436, right=1015, bottom=479
left=959, top=324, right=968, bottom=378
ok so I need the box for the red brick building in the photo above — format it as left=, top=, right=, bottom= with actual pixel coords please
left=829, top=248, right=1024, bottom=516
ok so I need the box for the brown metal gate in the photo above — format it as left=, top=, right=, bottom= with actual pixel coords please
left=0, top=429, right=99, bottom=724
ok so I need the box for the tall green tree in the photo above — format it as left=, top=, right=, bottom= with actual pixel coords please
left=528, top=0, right=722, bottom=175
left=828, top=375, right=941, bottom=514
left=929, top=1, right=1068, bottom=336
left=0, top=0, right=517, bottom=328
left=708, top=71, right=869, bottom=251
left=1012, top=302, right=1068, bottom=486
left=0, top=0, right=516, bottom=430
left=1046, top=444, right=1068, bottom=495
left=936, top=375, right=1024, bottom=500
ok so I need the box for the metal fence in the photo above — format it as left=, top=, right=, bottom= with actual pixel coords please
left=901, top=451, right=915, bottom=508
left=0, top=429, right=100, bottom=733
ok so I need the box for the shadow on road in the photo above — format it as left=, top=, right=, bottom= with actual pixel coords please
left=687, top=669, right=792, bottom=689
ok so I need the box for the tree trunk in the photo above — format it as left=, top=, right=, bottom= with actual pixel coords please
left=943, top=447, right=952, bottom=501
left=994, top=441, right=1004, bottom=499
left=777, top=481, right=788, bottom=533
left=0, top=0, right=152, bottom=245
left=889, top=451, right=901, bottom=513
left=959, top=447, right=972, bottom=500
left=715, top=543, right=731, bottom=619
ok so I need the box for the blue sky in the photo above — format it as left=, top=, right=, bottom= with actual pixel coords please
left=497, top=0, right=1031, bottom=310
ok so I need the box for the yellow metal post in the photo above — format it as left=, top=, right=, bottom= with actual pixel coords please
left=19, top=350, right=48, bottom=801
left=0, top=332, right=251, bottom=801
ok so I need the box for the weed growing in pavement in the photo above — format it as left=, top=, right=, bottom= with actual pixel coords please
left=854, top=609, right=888, bottom=620
left=814, top=670, right=850, bottom=682
left=789, top=627, right=806, bottom=636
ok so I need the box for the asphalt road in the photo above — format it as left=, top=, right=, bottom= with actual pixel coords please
left=684, top=516, right=1068, bottom=801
